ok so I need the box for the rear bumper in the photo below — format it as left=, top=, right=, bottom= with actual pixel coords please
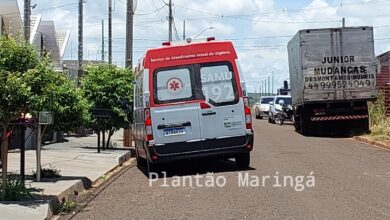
left=147, top=134, right=254, bottom=163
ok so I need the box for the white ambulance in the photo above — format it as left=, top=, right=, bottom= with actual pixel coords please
left=133, top=38, right=254, bottom=174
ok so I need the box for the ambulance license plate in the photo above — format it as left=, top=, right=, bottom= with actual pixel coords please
left=163, top=128, right=186, bottom=136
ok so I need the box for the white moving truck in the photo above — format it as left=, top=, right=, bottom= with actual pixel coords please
left=288, top=26, right=377, bottom=135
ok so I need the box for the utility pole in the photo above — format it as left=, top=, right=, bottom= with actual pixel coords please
left=78, top=0, right=84, bottom=86
left=268, top=76, right=271, bottom=95
left=36, top=124, right=42, bottom=181
left=342, top=17, right=346, bottom=28
left=21, top=0, right=31, bottom=182
left=108, top=0, right=113, bottom=64
left=168, top=0, right=173, bottom=42
left=101, top=20, right=105, bottom=61
left=183, top=20, right=186, bottom=40
left=23, top=0, right=31, bottom=42
left=272, top=72, right=274, bottom=95
left=125, top=0, right=134, bottom=68
left=263, top=80, right=266, bottom=96
left=262, top=80, right=264, bottom=96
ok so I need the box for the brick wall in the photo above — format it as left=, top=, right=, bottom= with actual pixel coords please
left=377, top=52, right=390, bottom=115
left=377, top=63, right=390, bottom=90
left=384, top=84, right=390, bottom=116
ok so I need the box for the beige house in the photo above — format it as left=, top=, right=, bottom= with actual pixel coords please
left=0, top=0, right=70, bottom=72
left=0, top=0, right=23, bottom=36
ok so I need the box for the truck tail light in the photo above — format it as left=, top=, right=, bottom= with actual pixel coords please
left=313, top=108, right=326, bottom=116
left=144, top=108, right=154, bottom=141
left=353, top=105, right=367, bottom=111
left=243, top=97, right=252, bottom=130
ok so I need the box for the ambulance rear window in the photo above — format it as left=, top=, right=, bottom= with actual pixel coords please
left=200, top=63, right=238, bottom=105
left=153, top=62, right=239, bottom=106
left=155, top=67, right=196, bottom=104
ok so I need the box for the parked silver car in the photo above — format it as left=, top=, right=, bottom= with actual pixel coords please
left=254, top=96, right=274, bottom=119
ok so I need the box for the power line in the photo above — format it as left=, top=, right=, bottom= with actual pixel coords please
left=1, top=2, right=78, bottom=17
left=37, top=2, right=78, bottom=11
left=175, top=4, right=220, bottom=17
left=159, top=0, right=170, bottom=16
left=134, top=5, right=166, bottom=16
left=174, top=14, right=338, bottom=24
left=116, top=0, right=126, bottom=6
left=150, top=0, right=167, bottom=21
left=225, top=35, right=293, bottom=41
left=173, top=18, right=181, bottom=41
left=374, top=25, right=390, bottom=29
left=176, top=0, right=390, bottom=20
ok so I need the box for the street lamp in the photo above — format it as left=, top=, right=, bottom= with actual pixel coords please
left=193, top=27, right=214, bottom=39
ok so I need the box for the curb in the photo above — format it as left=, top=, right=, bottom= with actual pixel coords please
left=116, top=148, right=134, bottom=165
left=52, top=159, right=137, bottom=220
left=67, top=159, right=137, bottom=220
left=47, top=178, right=91, bottom=219
left=354, top=136, right=390, bottom=150
left=46, top=150, right=134, bottom=220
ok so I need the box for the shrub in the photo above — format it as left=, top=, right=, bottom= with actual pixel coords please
left=59, top=199, right=77, bottom=214
left=0, top=176, right=34, bottom=201
left=32, top=167, right=62, bottom=179
left=368, top=92, right=390, bottom=140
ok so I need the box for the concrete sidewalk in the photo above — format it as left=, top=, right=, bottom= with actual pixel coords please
left=0, top=130, right=133, bottom=220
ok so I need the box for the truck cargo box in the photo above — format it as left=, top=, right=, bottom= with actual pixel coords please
left=288, top=27, right=377, bottom=106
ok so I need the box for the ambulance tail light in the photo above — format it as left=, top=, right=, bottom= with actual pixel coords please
left=200, top=102, right=211, bottom=109
left=243, top=97, right=252, bottom=131
left=144, top=108, right=154, bottom=141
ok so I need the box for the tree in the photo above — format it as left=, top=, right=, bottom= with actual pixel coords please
left=25, top=60, right=91, bottom=132
left=0, top=35, right=89, bottom=199
left=0, top=35, right=38, bottom=198
left=82, top=64, right=133, bottom=148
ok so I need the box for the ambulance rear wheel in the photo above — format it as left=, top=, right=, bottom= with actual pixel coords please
left=146, top=159, right=160, bottom=178
left=135, top=146, right=146, bottom=167
left=235, top=152, right=250, bottom=169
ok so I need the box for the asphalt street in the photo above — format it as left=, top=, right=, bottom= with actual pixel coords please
left=73, top=119, right=390, bottom=220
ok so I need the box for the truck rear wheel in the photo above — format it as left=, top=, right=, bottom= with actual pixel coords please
left=296, top=106, right=312, bottom=135
left=235, top=152, right=250, bottom=169
left=294, top=114, right=301, bottom=131
left=349, top=118, right=370, bottom=136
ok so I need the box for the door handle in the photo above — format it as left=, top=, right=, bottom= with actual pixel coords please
left=202, top=111, right=216, bottom=116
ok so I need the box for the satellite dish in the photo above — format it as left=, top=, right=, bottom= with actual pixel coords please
left=133, top=0, right=138, bottom=12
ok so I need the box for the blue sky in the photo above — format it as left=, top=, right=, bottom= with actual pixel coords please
left=20, top=0, right=390, bottom=92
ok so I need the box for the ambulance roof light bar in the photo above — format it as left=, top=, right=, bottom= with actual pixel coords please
left=162, top=37, right=216, bottom=46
